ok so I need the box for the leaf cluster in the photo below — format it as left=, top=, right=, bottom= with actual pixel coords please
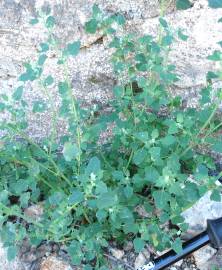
left=0, top=3, right=222, bottom=269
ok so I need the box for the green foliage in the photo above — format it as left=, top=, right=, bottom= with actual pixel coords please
left=0, top=5, right=222, bottom=270
left=176, top=0, right=192, bottom=10
left=208, top=0, right=222, bottom=8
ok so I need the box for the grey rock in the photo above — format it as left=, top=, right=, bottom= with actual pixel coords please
left=193, top=246, right=217, bottom=270
left=182, top=191, right=222, bottom=234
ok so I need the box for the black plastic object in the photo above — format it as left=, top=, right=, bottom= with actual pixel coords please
left=138, top=216, right=222, bottom=270
left=207, top=217, right=222, bottom=249
left=137, top=231, right=210, bottom=270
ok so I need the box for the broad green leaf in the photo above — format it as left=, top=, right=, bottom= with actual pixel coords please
left=123, top=186, right=133, bottom=198
left=85, top=19, right=98, bottom=34
left=172, top=238, right=183, bottom=253
left=66, top=41, right=81, bottom=56
left=208, top=0, right=222, bottom=8
left=69, top=190, right=84, bottom=204
left=96, top=210, right=107, bottom=222
left=39, top=42, right=49, bottom=52
left=149, top=147, right=161, bottom=160
left=44, top=75, right=54, bottom=86
left=210, top=189, right=221, bottom=201
left=38, top=54, right=47, bottom=66
left=114, top=14, right=126, bottom=25
left=161, top=135, right=176, bottom=146
left=46, top=16, right=55, bottom=28
left=145, top=167, right=160, bottom=183
left=62, top=142, right=79, bottom=162
left=30, top=18, right=39, bottom=25
left=159, top=18, right=168, bottom=28
left=176, top=0, right=192, bottom=10
left=86, top=156, right=101, bottom=174
left=133, top=238, right=145, bottom=253
left=7, top=246, right=17, bottom=261
left=32, top=101, right=47, bottom=113
left=58, top=81, right=69, bottom=95
left=153, top=190, right=170, bottom=209
left=12, top=86, right=23, bottom=101
left=178, top=29, right=188, bottom=41
left=96, top=192, right=118, bottom=209
left=92, top=4, right=102, bottom=17
left=133, top=148, right=147, bottom=165
left=211, top=141, right=222, bottom=153
left=206, top=71, right=218, bottom=80
left=207, top=50, right=221, bottom=61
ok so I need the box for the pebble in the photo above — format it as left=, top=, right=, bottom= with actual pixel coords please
left=40, top=256, right=72, bottom=270
left=110, top=248, right=125, bottom=260
left=24, top=203, right=44, bottom=221
left=193, top=246, right=217, bottom=269
left=134, top=250, right=150, bottom=270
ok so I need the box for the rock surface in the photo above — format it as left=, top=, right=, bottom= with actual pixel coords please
left=40, top=256, right=73, bottom=270
left=1, top=0, right=222, bottom=269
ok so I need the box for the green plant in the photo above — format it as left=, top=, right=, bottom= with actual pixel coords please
left=0, top=3, right=222, bottom=269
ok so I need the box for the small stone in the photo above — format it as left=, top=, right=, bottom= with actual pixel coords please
left=24, top=203, right=44, bottom=221
left=124, top=241, right=133, bottom=251
left=134, top=252, right=146, bottom=270
left=174, top=259, right=183, bottom=267
left=110, top=248, right=124, bottom=260
left=40, top=256, right=72, bottom=270
left=193, top=246, right=217, bottom=269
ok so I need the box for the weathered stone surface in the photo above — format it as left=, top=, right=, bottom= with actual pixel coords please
left=40, top=255, right=73, bottom=270
left=182, top=191, right=222, bottom=234
left=0, top=243, right=26, bottom=270
left=193, top=246, right=217, bottom=269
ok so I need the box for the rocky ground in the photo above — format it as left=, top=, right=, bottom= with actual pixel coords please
left=1, top=0, right=222, bottom=269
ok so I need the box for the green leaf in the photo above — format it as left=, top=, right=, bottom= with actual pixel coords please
left=7, top=246, right=17, bottom=261
left=96, top=209, right=107, bottom=222
left=92, top=4, right=102, bottom=17
left=32, top=101, right=47, bottom=113
left=178, top=29, right=189, bottom=41
left=85, top=19, right=98, bottom=34
left=161, top=135, right=176, bottom=146
left=133, top=238, right=145, bottom=253
left=211, top=141, right=222, bottom=153
left=114, top=14, right=126, bottom=25
left=97, top=192, right=118, bottom=209
left=86, top=156, right=101, bottom=174
left=133, top=148, right=147, bottom=165
left=44, top=75, right=54, bottom=86
left=39, top=43, right=49, bottom=52
left=69, top=190, right=84, bottom=204
left=12, top=86, right=23, bottom=101
left=210, top=190, right=221, bottom=201
left=207, top=71, right=218, bottom=80
left=176, top=0, right=192, bottom=10
left=46, top=16, right=55, bottom=28
left=207, top=50, right=221, bottom=61
left=145, top=167, right=160, bottom=183
left=219, top=17, right=222, bottom=22
left=153, top=190, right=170, bottom=209
left=159, top=18, right=168, bottom=28
left=66, top=41, right=81, bottom=56
left=58, top=81, right=69, bottom=95
left=208, top=0, right=222, bottom=8
left=38, top=54, right=47, bottom=66
left=30, top=18, right=39, bottom=25
left=172, top=238, right=183, bottom=254
left=124, top=186, right=133, bottom=198
left=62, top=142, right=79, bottom=162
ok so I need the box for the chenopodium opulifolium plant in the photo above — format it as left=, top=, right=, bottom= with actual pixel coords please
left=0, top=5, right=222, bottom=269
